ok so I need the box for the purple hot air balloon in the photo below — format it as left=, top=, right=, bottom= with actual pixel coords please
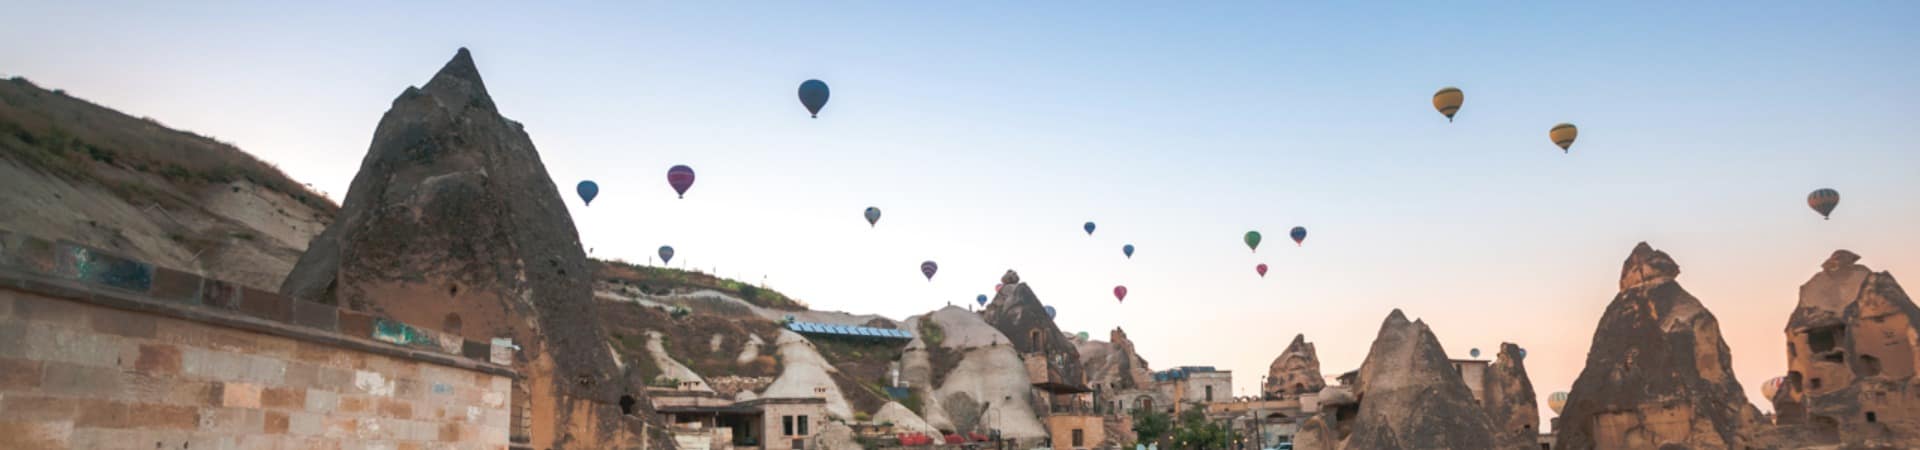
left=667, top=165, right=696, bottom=199
left=920, top=261, right=938, bottom=281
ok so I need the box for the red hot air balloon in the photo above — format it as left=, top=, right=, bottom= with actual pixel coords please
left=1256, top=264, right=1268, bottom=278
left=667, top=165, right=696, bottom=199
left=920, top=261, right=938, bottom=281
left=1113, top=285, right=1128, bottom=303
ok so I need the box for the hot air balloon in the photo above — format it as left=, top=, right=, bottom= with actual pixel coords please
left=576, top=180, right=599, bottom=206
left=864, top=207, right=882, bottom=227
left=1470, top=348, right=1482, bottom=358
left=1290, top=226, right=1307, bottom=246
left=1433, top=87, right=1464, bottom=122
left=995, top=283, right=1003, bottom=292
left=1549, top=392, right=1569, bottom=415
left=666, top=165, right=696, bottom=198
left=658, top=246, right=675, bottom=264
left=976, top=294, right=988, bottom=306
left=1122, top=244, right=1135, bottom=259
left=1044, top=306, right=1056, bottom=319
left=920, top=261, right=938, bottom=281
left=798, top=79, right=830, bottom=118
left=1762, top=376, right=1787, bottom=400
left=1076, top=331, right=1090, bottom=341
left=1256, top=263, right=1269, bottom=278
left=1083, top=222, right=1097, bottom=235
left=1244, top=231, right=1262, bottom=252
left=1113, top=285, right=1128, bottom=303
left=1808, top=188, right=1840, bottom=220
left=1517, top=348, right=1528, bottom=359
left=1550, top=123, right=1578, bottom=153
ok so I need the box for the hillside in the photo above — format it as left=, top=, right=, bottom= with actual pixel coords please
left=0, top=76, right=336, bottom=290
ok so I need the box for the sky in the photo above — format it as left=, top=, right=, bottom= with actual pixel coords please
left=4, top=1, right=1918, bottom=426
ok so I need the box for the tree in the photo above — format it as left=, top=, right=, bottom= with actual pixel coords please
left=1132, top=408, right=1173, bottom=444
left=1171, top=407, right=1235, bottom=449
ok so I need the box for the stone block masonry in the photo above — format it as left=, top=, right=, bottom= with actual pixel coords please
left=0, top=229, right=516, bottom=450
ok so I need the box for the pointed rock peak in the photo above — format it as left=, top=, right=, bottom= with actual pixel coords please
left=1619, top=242, right=1680, bottom=290
left=1110, top=327, right=1130, bottom=343
left=1000, top=269, right=1020, bottom=285
left=419, top=47, right=493, bottom=109
left=1498, top=342, right=1525, bottom=362
left=1288, top=333, right=1308, bottom=348
left=1823, top=250, right=1863, bottom=272
left=1383, top=308, right=1410, bottom=327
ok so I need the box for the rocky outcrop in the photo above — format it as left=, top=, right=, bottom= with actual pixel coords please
left=981, top=271, right=1088, bottom=392
left=1079, top=327, right=1154, bottom=392
left=1772, top=250, right=1920, bottom=447
left=1554, top=243, right=1761, bottom=450
left=901, top=306, right=1048, bottom=439
left=1344, top=309, right=1497, bottom=449
left=1293, top=415, right=1336, bottom=450
left=874, top=401, right=941, bottom=436
left=278, top=49, right=665, bottom=448
left=1481, top=343, right=1540, bottom=449
left=762, top=330, right=856, bottom=420
left=1263, top=334, right=1326, bottom=400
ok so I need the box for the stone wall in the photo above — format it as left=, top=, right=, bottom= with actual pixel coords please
left=1045, top=414, right=1103, bottom=449
left=0, top=230, right=515, bottom=449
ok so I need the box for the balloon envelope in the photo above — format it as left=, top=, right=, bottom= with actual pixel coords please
left=1083, top=222, right=1096, bottom=235
left=576, top=180, right=599, bottom=205
left=920, top=261, right=938, bottom=281
left=1290, top=226, right=1307, bottom=246
left=1076, top=331, right=1090, bottom=341
left=1256, top=263, right=1268, bottom=278
left=1244, top=231, right=1263, bottom=252
left=976, top=294, right=988, bottom=306
left=1433, top=87, right=1464, bottom=122
left=1762, top=376, right=1787, bottom=399
left=1470, top=348, right=1482, bottom=358
left=658, top=246, right=675, bottom=264
left=798, top=79, right=830, bottom=118
left=1549, top=392, right=1569, bottom=414
left=1113, top=285, right=1128, bottom=302
left=1122, top=244, right=1135, bottom=259
left=864, top=207, right=882, bottom=227
left=1550, top=123, right=1578, bottom=152
left=666, top=165, right=696, bottom=198
left=1044, top=306, right=1056, bottom=319
left=1808, top=188, right=1840, bottom=220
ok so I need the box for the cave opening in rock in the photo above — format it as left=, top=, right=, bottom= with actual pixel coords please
left=620, top=394, right=636, bottom=415
left=1867, top=411, right=1878, bottom=423
left=1860, top=354, right=1883, bottom=376
left=1808, top=325, right=1844, bottom=354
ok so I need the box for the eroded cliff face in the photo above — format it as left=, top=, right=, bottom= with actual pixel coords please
left=981, top=271, right=1088, bottom=392
left=1264, top=334, right=1326, bottom=400
left=279, top=49, right=668, bottom=448
left=1344, top=309, right=1497, bottom=450
left=1772, top=250, right=1920, bottom=447
left=1554, top=243, right=1760, bottom=450
left=1481, top=343, right=1540, bottom=450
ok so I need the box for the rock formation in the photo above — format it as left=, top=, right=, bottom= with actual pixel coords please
left=1554, top=243, right=1761, bottom=450
left=1772, top=250, right=1920, bottom=447
left=900, top=306, right=1049, bottom=439
left=1480, top=343, right=1540, bottom=449
left=278, top=49, right=665, bottom=448
left=1293, top=415, right=1336, bottom=450
left=981, top=271, right=1088, bottom=391
left=1343, top=309, right=1497, bottom=449
left=1079, top=327, right=1154, bottom=392
left=1263, top=333, right=1327, bottom=400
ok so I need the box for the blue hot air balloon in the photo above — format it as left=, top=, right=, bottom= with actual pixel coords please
left=1083, top=222, right=1097, bottom=235
left=976, top=294, right=988, bottom=306
left=1044, top=306, right=1057, bottom=319
left=1122, top=244, right=1135, bottom=259
left=658, top=246, right=675, bottom=264
left=864, top=207, right=882, bottom=227
left=1290, top=226, right=1308, bottom=246
left=798, top=80, right=830, bottom=118
left=576, top=180, right=599, bottom=206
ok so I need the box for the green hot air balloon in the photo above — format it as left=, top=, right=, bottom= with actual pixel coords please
left=1244, top=231, right=1263, bottom=252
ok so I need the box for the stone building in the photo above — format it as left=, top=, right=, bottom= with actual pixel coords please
left=1771, top=250, right=1920, bottom=447
left=648, top=389, right=828, bottom=450
left=1152, top=366, right=1231, bottom=414
left=0, top=231, right=515, bottom=449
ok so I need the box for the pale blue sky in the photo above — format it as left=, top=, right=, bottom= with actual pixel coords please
left=5, top=1, right=1917, bottom=419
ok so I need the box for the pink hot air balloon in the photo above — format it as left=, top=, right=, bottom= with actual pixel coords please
left=1256, top=263, right=1268, bottom=278
left=995, top=283, right=1003, bottom=292
left=667, top=165, right=696, bottom=199
left=1113, top=285, right=1128, bottom=303
left=920, top=261, right=938, bottom=281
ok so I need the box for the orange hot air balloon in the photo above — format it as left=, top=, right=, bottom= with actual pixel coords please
left=1433, top=87, right=1463, bottom=122
left=1549, top=123, right=1578, bottom=153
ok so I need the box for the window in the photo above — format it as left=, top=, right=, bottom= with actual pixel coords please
left=1205, top=386, right=1214, bottom=402
left=1808, top=325, right=1843, bottom=353
left=783, top=416, right=794, bottom=436
left=798, top=415, right=810, bottom=436
left=1072, top=429, right=1084, bottom=446
left=1867, top=412, right=1878, bottom=423
left=619, top=395, right=636, bottom=415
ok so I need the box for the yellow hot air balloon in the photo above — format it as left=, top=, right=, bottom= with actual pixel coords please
left=1432, top=87, right=1464, bottom=122
left=1548, top=391, right=1569, bottom=415
left=1550, top=123, right=1578, bottom=153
